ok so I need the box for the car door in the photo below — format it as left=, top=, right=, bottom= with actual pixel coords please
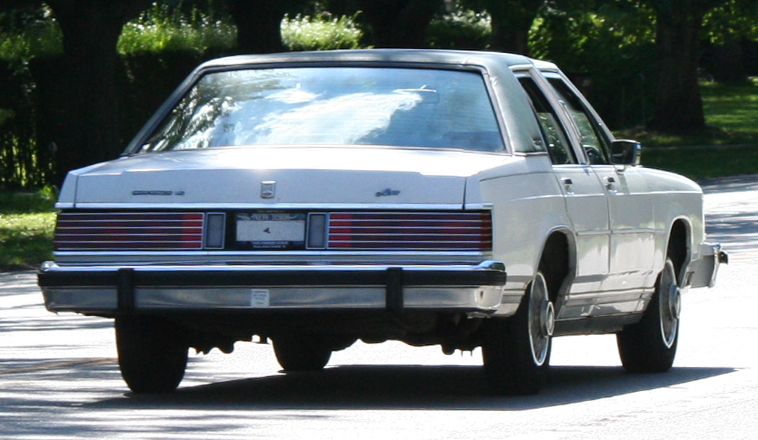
left=516, top=73, right=610, bottom=311
left=544, top=74, right=655, bottom=308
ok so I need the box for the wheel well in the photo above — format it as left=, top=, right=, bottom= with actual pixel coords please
left=539, top=232, right=570, bottom=303
left=667, top=220, right=689, bottom=278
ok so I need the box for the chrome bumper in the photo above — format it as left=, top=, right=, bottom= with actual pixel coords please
left=38, top=261, right=506, bottom=316
left=688, top=243, right=728, bottom=288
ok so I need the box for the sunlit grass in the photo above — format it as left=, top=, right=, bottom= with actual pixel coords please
left=0, top=212, right=55, bottom=270
left=0, top=189, right=56, bottom=271
left=619, top=78, right=758, bottom=181
left=701, top=77, right=758, bottom=140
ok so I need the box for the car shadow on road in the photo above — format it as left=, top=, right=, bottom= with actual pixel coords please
left=90, top=364, right=736, bottom=411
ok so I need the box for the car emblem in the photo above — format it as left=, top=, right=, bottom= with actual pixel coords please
left=376, top=188, right=401, bottom=197
left=261, top=181, right=276, bottom=199
left=131, top=190, right=184, bottom=196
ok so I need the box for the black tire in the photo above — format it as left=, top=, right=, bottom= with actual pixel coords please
left=617, top=258, right=680, bottom=373
left=273, top=334, right=332, bottom=372
left=115, top=316, right=188, bottom=393
left=482, top=271, right=555, bottom=395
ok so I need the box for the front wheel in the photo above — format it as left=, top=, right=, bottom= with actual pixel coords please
left=617, top=258, right=680, bottom=373
left=482, top=271, right=555, bottom=395
left=115, top=316, right=188, bottom=393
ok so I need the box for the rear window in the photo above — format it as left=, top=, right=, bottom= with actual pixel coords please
left=138, top=67, right=504, bottom=153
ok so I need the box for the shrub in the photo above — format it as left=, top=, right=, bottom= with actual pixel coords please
left=117, top=2, right=236, bottom=55
left=427, top=8, right=491, bottom=50
left=281, top=13, right=364, bottom=51
left=0, top=5, right=62, bottom=66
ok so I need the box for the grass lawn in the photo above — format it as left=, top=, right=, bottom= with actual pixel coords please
left=618, top=78, right=758, bottom=181
left=0, top=191, right=56, bottom=271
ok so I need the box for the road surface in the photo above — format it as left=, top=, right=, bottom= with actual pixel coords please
left=0, top=175, right=756, bottom=439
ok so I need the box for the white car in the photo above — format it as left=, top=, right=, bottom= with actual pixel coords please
left=38, top=49, right=726, bottom=395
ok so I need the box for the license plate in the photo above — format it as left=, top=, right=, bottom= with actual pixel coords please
left=236, top=213, right=305, bottom=248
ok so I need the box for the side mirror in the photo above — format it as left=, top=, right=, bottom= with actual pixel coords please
left=610, top=139, right=641, bottom=166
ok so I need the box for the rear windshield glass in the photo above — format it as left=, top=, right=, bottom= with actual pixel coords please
left=137, top=67, right=504, bottom=153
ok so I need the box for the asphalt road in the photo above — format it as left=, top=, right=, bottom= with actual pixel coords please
left=0, top=175, right=757, bottom=439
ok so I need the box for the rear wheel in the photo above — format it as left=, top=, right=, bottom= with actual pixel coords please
left=115, top=316, right=188, bottom=393
left=273, top=334, right=332, bottom=372
left=482, top=271, right=555, bottom=395
left=617, top=258, right=680, bottom=372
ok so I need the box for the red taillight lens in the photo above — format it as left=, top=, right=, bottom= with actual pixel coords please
left=326, top=212, right=492, bottom=251
left=54, top=212, right=205, bottom=251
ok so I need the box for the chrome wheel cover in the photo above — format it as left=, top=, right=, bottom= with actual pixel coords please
left=528, top=272, right=553, bottom=366
left=658, top=260, right=680, bottom=349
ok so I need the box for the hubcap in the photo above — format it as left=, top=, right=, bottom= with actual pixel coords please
left=658, top=260, right=680, bottom=348
left=528, top=273, right=552, bottom=366
left=540, top=300, right=556, bottom=337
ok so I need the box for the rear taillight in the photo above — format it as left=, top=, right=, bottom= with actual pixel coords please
left=324, top=212, right=492, bottom=251
left=54, top=212, right=205, bottom=251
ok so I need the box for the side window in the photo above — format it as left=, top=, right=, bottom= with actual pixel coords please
left=517, top=76, right=576, bottom=165
left=546, top=77, right=612, bottom=165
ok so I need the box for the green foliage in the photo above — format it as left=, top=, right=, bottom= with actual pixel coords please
left=427, top=7, right=492, bottom=49
left=642, top=144, right=758, bottom=181
left=0, top=109, right=14, bottom=127
left=281, top=13, right=364, bottom=51
left=0, top=188, right=57, bottom=270
left=0, top=5, right=62, bottom=66
left=0, top=187, right=57, bottom=214
left=530, top=3, right=657, bottom=129
left=117, top=2, right=237, bottom=55
left=0, top=211, right=55, bottom=270
left=702, top=0, right=758, bottom=44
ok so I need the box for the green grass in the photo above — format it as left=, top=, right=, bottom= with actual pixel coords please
left=0, top=189, right=56, bottom=271
left=701, top=77, right=758, bottom=143
left=641, top=144, right=758, bottom=181
left=622, top=77, right=758, bottom=180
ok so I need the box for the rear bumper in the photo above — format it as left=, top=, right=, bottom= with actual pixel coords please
left=38, top=261, right=506, bottom=316
left=688, top=242, right=728, bottom=288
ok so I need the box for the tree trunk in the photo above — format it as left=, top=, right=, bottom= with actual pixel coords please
left=357, top=0, right=440, bottom=48
left=648, top=1, right=708, bottom=133
left=39, top=0, right=151, bottom=184
left=486, top=0, right=542, bottom=55
left=228, top=0, right=311, bottom=54
left=229, top=0, right=286, bottom=54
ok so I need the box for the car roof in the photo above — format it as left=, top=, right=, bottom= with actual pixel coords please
left=198, top=49, right=555, bottom=71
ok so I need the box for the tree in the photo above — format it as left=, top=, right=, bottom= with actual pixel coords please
left=464, top=0, right=545, bottom=55
left=30, top=0, right=152, bottom=183
left=643, top=0, right=713, bottom=132
left=225, top=0, right=311, bottom=54
left=356, top=0, right=441, bottom=48
left=642, top=0, right=758, bottom=133
left=701, top=0, right=758, bottom=83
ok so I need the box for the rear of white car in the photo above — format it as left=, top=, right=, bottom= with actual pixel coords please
left=38, top=49, right=725, bottom=396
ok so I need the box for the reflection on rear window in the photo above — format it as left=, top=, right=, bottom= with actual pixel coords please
left=139, top=67, right=504, bottom=153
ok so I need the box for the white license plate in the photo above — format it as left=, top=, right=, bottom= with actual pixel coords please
left=236, top=213, right=305, bottom=243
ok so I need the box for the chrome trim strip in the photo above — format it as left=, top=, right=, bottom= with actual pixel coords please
left=71, top=203, right=467, bottom=210
left=53, top=250, right=490, bottom=258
